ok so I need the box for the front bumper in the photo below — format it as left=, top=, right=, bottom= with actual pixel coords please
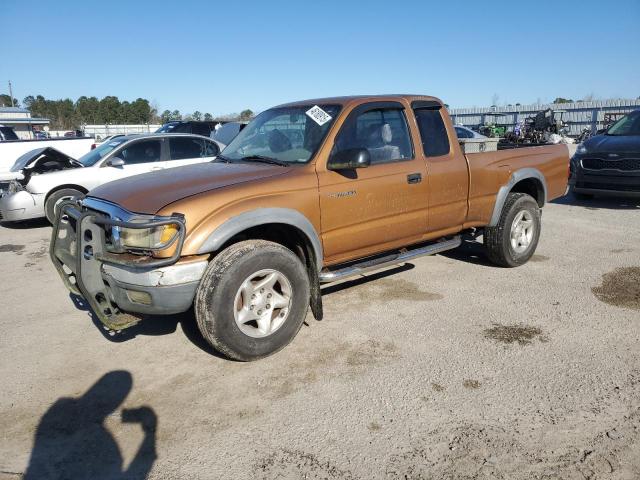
left=570, top=155, right=640, bottom=197
left=50, top=200, right=206, bottom=330
left=0, top=190, right=45, bottom=221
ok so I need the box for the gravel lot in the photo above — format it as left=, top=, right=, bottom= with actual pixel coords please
left=1, top=189, right=639, bottom=479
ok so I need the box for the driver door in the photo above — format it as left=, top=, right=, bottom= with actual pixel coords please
left=317, top=102, right=429, bottom=265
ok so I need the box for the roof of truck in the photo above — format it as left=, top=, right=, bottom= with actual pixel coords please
left=276, top=94, right=443, bottom=108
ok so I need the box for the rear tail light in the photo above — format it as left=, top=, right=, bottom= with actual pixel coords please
left=91, top=143, right=97, bottom=150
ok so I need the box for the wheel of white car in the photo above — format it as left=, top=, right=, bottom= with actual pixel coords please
left=45, top=188, right=85, bottom=224
left=194, top=240, right=310, bottom=361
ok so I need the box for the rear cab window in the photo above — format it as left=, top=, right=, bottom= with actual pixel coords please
left=413, top=103, right=451, bottom=157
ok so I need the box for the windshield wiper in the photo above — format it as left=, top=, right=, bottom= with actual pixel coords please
left=215, top=154, right=233, bottom=163
left=239, top=155, right=289, bottom=167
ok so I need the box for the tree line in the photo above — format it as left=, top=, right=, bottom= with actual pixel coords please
left=0, top=93, right=253, bottom=130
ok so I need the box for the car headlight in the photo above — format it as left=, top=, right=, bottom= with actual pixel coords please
left=576, top=143, right=588, bottom=155
left=8, top=180, right=25, bottom=194
left=118, top=223, right=180, bottom=250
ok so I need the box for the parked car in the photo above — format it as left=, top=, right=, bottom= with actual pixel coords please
left=570, top=109, right=640, bottom=198
left=33, top=131, right=50, bottom=140
left=454, top=125, right=487, bottom=139
left=0, top=125, right=19, bottom=141
left=210, top=121, right=248, bottom=147
left=0, top=133, right=223, bottom=223
left=64, top=130, right=84, bottom=138
left=51, top=94, right=569, bottom=361
left=156, top=121, right=220, bottom=137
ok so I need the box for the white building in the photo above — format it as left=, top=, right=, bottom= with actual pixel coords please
left=0, top=107, right=50, bottom=139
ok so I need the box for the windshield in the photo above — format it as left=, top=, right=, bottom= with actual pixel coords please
left=607, top=111, right=640, bottom=136
left=220, top=104, right=341, bottom=164
left=77, top=137, right=128, bottom=166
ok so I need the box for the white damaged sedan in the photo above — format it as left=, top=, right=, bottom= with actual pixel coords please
left=0, top=133, right=222, bottom=223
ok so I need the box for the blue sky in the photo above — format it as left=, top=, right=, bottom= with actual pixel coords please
left=3, top=0, right=639, bottom=116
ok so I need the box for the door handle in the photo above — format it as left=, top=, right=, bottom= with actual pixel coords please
left=407, top=173, right=422, bottom=184
left=151, top=166, right=164, bottom=171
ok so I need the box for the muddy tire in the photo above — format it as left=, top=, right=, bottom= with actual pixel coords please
left=45, top=188, right=84, bottom=224
left=194, top=240, right=310, bottom=361
left=484, top=193, right=541, bottom=267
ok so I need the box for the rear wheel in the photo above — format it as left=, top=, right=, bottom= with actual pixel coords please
left=484, top=193, right=541, bottom=267
left=195, top=240, right=310, bottom=361
left=45, top=188, right=84, bottom=224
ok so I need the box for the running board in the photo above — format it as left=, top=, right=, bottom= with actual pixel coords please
left=318, top=236, right=462, bottom=283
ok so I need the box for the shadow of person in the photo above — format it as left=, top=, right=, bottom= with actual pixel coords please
left=24, top=370, right=157, bottom=480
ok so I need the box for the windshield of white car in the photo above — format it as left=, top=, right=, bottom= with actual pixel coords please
left=220, top=105, right=341, bottom=164
left=77, top=137, right=129, bottom=166
left=606, top=111, right=640, bottom=136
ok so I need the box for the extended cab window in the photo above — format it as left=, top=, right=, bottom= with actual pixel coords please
left=117, top=139, right=162, bottom=164
left=334, top=108, right=412, bottom=165
left=414, top=109, right=450, bottom=157
left=169, top=137, right=218, bottom=160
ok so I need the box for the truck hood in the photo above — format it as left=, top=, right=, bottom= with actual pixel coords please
left=0, top=147, right=80, bottom=181
left=583, top=134, right=640, bottom=154
left=88, top=161, right=290, bottom=214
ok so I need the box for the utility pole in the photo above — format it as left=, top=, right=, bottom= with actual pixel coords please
left=8, top=80, right=15, bottom=107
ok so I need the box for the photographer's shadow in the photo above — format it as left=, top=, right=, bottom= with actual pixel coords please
left=24, top=370, right=157, bottom=480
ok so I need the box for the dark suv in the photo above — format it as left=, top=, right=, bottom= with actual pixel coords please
left=156, top=121, right=219, bottom=137
left=570, top=110, right=640, bottom=198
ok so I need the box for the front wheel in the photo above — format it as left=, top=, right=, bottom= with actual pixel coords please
left=194, top=240, right=310, bottom=361
left=45, top=188, right=84, bottom=224
left=484, top=193, right=541, bottom=267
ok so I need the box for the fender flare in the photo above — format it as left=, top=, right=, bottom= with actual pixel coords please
left=196, top=207, right=323, bottom=271
left=489, top=168, right=547, bottom=227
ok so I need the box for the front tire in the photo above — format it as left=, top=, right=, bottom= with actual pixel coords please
left=484, top=193, right=541, bottom=267
left=195, top=240, right=310, bottom=361
left=45, top=188, right=84, bottom=224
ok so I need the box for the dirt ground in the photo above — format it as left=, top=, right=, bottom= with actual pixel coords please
left=0, top=192, right=639, bottom=480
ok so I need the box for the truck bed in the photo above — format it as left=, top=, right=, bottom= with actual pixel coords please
left=464, top=143, right=569, bottom=227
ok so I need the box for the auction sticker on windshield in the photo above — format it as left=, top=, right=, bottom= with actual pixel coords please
left=306, top=105, right=332, bottom=126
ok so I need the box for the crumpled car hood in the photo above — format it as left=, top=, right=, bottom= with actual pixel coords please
left=0, top=147, right=80, bottom=181
left=584, top=134, right=640, bottom=154
left=88, top=161, right=290, bottom=214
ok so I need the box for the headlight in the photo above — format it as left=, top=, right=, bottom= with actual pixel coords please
left=118, top=223, right=179, bottom=250
left=576, top=143, right=588, bottom=155
left=8, top=180, right=25, bottom=194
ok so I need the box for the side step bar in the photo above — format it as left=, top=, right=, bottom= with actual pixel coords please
left=319, top=236, right=462, bottom=283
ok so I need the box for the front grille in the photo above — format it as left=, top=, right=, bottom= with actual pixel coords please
left=582, top=157, right=640, bottom=172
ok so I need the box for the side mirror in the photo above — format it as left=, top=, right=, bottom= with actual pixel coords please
left=106, top=157, right=125, bottom=167
left=327, top=148, right=371, bottom=171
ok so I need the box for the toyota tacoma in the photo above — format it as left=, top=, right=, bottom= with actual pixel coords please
left=50, top=95, right=569, bottom=361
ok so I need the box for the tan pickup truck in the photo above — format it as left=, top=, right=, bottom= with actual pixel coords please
left=50, top=95, right=569, bottom=360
